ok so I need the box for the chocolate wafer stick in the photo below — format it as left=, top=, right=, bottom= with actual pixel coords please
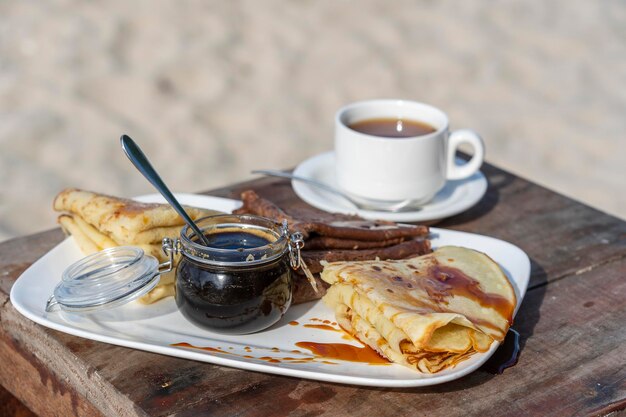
left=235, top=190, right=428, bottom=241
left=301, top=238, right=432, bottom=274
left=304, top=236, right=406, bottom=250
left=302, top=220, right=428, bottom=241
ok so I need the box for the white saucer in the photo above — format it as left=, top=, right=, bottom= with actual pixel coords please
left=292, top=151, right=488, bottom=222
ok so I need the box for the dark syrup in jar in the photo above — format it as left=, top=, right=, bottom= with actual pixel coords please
left=175, top=230, right=293, bottom=334
left=202, top=231, right=272, bottom=250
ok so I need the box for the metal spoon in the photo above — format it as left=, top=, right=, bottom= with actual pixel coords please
left=251, top=170, right=422, bottom=212
left=120, top=135, right=210, bottom=246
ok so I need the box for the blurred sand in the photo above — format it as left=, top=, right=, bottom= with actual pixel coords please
left=1, top=0, right=625, bottom=241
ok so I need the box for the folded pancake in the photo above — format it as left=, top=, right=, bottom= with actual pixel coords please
left=320, top=246, right=516, bottom=373
left=54, top=188, right=219, bottom=244
left=58, top=215, right=104, bottom=255
left=55, top=189, right=221, bottom=303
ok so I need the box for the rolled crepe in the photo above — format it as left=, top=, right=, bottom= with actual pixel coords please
left=55, top=189, right=222, bottom=303
left=320, top=246, right=516, bottom=373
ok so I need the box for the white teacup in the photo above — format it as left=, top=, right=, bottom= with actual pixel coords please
left=335, top=99, right=485, bottom=204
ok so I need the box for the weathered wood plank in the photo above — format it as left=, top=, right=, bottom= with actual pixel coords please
left=0, top=384, right=37, bottom=417
left=3, top=246, right=622, bottom=416
left=0, top=298, right=107, bottom=416
left=1, top=165, right=625, bottom=417
left=0, top=229, right=65, bottom=296
left=0, top=231, right=147, bottom=416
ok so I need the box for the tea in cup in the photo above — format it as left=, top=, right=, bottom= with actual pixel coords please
left=335, top=99, right=485, bottom=204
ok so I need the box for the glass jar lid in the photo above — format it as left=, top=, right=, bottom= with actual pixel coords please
left=46, top=246, right=161, bottom=313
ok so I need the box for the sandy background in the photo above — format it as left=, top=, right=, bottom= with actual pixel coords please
left=1, top=1, right=625, bottom=242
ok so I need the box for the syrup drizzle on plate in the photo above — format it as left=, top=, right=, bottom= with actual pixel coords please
left=295, top=341, right=389, bottom=365
left=171, top=317, right=389, bottom=366
left=172, top=317, right=519, bottom=372
left=303, top=324, right=342, bottom=332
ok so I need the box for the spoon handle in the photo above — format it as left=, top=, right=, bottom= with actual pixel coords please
left=252, top=169, right=422, bottom=213
left=251, top=169, right=355, bottom=204
left=120, top=135, right=210, bottom=245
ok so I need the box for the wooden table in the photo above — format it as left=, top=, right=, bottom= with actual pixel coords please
left=1, top=161, right=625, bottom=417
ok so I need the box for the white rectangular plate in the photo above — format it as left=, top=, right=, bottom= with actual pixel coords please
left=10, top=194, right=530, bottom=387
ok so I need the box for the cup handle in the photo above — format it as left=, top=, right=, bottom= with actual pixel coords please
left=446, top=129, right=485, bottom=180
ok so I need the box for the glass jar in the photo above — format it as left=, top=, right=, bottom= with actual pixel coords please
left=174, top=214, right=299, bottom=334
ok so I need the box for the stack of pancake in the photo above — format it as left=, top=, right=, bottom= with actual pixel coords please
left=320, top=246, right=517, bottom=373
left=53, top=188, right=221, bottom=303
left=233, top=190, right=432, bottom=303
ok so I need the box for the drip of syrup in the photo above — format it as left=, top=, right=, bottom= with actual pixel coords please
left=170, top=342, right=230, bottom=355
left=303, top=324, right=342, bottom=332
left=480, top=328, right=520, bottom=374
left=295, top=341, right=389, bottom=365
